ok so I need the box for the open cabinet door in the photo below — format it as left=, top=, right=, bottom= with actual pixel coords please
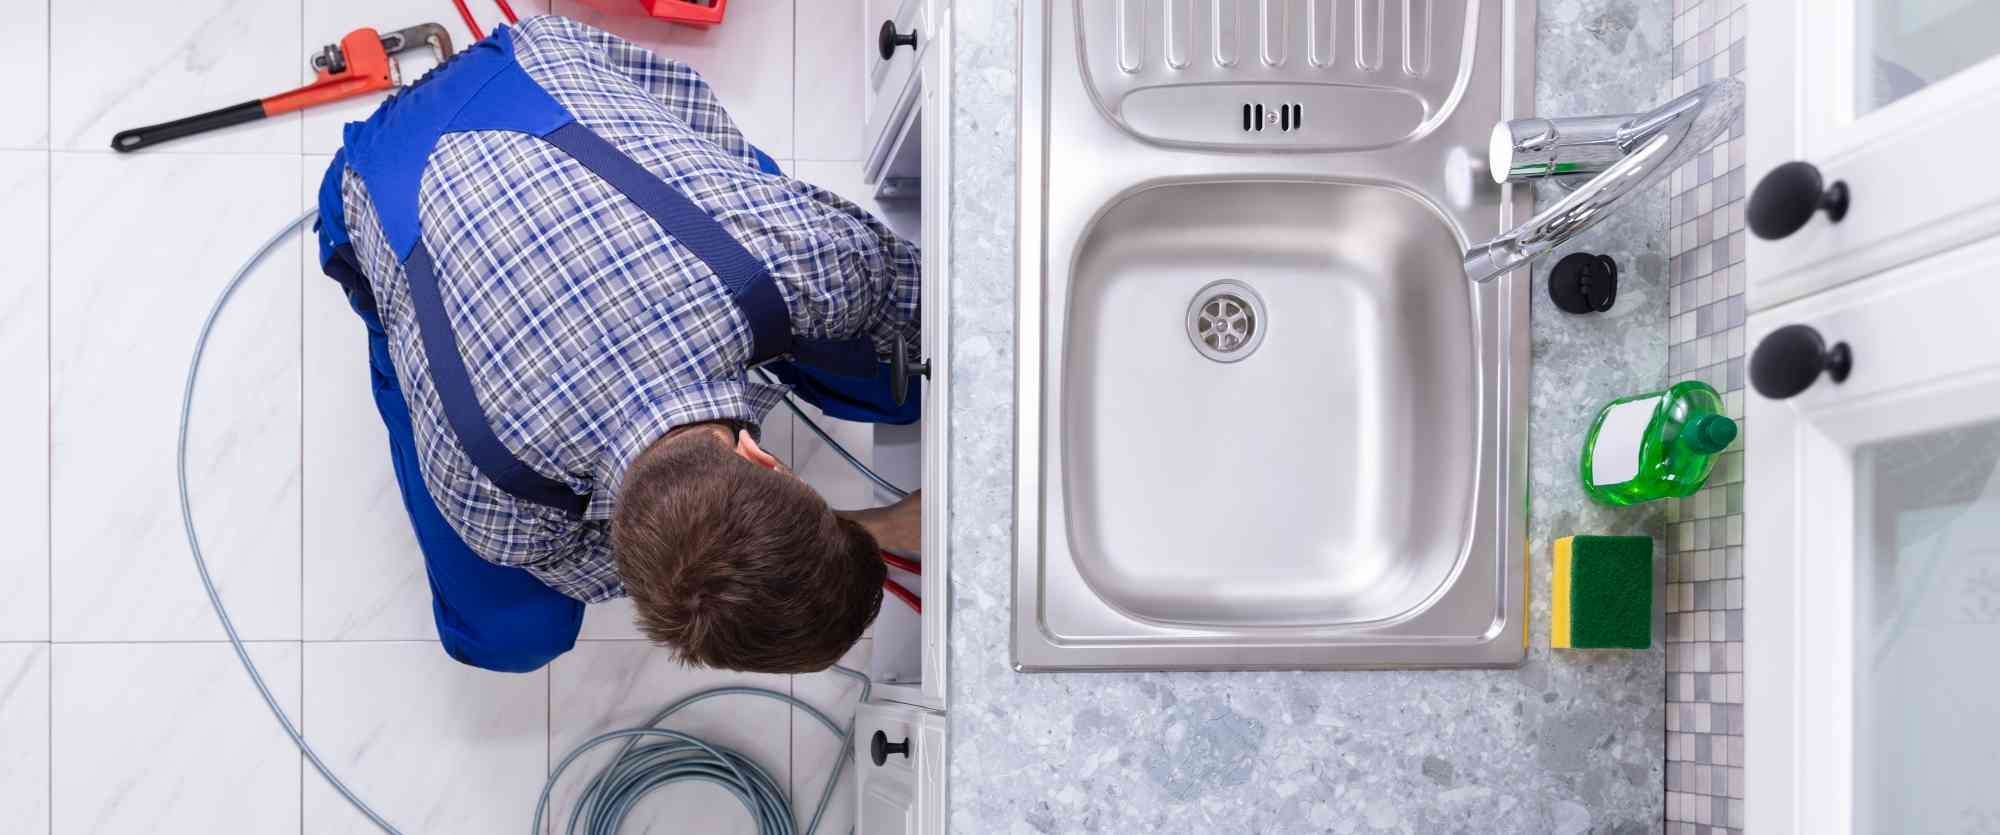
left=1746, top=233, right=2000, bottom=833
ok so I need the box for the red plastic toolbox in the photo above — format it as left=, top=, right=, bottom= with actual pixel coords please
left=568, top=0, right=726, bottom=25
left=643, top=0, right=726, bottom=26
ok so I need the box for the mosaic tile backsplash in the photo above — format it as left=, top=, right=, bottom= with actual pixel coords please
left=1663, top=0, right=1750, bottom=832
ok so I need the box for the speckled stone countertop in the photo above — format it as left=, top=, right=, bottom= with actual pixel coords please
left=944, top=1, right=1671, bottom=831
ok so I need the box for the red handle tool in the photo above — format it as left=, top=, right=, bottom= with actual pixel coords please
left=883, top=578, right=921, bottom=613
left=111, top=24, right=453, bottom=153
left=880, top=551, right=921, bottom=576
left=451, top=0, right=521, bottom=41
left=881, top=551, right=921, bottom=612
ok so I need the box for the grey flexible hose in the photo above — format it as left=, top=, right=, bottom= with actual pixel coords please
left=182, top=211, right=870, bottom=834
left=179, top=210, right=403, bottom=833
left=754, top=367, right=911, bottom=499
left=535, top=673, right=869, bottom=835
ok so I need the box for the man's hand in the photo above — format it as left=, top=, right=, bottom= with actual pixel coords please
left=839, top=490, right=921, bottom=555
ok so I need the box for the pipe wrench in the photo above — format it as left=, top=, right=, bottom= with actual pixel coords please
left=112, top=24, right=453, bottom=152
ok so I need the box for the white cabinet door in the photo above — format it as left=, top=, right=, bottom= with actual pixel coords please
left=914, top=4, right=951, bottom=709
left=1747, top=0, right=2000, bottom=310
left=854, top=701, right=947, bottom=835
left=869, top=0, right=952, bottom=715
left=1745, top=232, right=2000, bottom=834
left=864, top=0, right=927, bottom=183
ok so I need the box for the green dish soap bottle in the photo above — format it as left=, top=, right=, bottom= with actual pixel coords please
left=1580, top=380, right=1738, bottom=506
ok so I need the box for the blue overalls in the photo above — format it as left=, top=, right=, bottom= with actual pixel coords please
left=315, top=27, right=915, bottom=673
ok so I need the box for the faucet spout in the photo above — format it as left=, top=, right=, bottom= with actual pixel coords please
left=1463, top=79, right=1743, bottom=284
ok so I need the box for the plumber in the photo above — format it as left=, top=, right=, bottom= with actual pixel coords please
left=314, top=16, right=920, bottom=674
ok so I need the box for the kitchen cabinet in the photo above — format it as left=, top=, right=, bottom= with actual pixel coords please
left=854, top=701, right=948, bottom=835
left=860, top=0, right=951, bottom=716
left=852, top=3, right=951, bottom=832
left=1745, top=1, right=2000, bottom=832
left=1746, top=0, right=2000, bottom=309
left=1746, top=234, right=2000, bottom=834
left=864, top=0, right=930, bottom=189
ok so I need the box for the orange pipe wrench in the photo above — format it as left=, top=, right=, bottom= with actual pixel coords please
left=111, top=24, right=453, bottom=152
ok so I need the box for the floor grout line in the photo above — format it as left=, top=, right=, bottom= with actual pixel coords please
left=298, top=635, right=307, bottom=835
left=40, top=639, right=451, bottom=648
left=545, top=648, right=554, bottom=796
left=298, top=151, right=309, bottom=787
left=296, top=84, right=309, bottom=827
left=45, top=0, right=55, bottom=823
left=36, top=147, right=311, bottom=158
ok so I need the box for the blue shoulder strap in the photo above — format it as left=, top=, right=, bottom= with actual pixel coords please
left=339, top=27, right=588, bottom=515
left=330, top=25, right=880, bottom=515
left=540, top=122, right=794, bottom=365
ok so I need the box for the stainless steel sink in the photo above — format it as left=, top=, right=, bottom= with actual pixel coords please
left=1016, top=0, right=1535, bottom=670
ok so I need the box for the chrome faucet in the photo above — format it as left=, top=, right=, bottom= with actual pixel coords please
left=1463, top=79, right=1744, bottom=284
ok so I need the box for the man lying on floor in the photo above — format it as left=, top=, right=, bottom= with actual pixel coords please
left=315, top=15, right=920, bottom=673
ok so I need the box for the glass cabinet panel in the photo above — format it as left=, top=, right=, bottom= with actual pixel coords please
left=1854, top=417, right=2000, bottom=833
left=1857, top=0, right=2000, bottom=113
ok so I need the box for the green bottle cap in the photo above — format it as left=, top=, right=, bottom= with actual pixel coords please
left=1684, top=413, right=1738, bottom=454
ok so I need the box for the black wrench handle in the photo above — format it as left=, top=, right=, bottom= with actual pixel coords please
left=112, top=99, right=267, bottom=152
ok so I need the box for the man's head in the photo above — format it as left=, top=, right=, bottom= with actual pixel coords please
left=611, top=422, right=884, bottom=673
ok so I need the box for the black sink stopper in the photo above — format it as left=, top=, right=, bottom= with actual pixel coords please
left=1547, top=252, right=1619, bottom=314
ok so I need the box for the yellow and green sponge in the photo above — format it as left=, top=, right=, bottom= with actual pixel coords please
left=1551, top=535, right=1653, bottom=650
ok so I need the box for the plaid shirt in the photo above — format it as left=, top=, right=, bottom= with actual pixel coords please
left=335, top=16, right=920, bottom=602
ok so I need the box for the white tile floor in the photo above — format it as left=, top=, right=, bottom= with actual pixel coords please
left=0, top=3, right=913, bottom=833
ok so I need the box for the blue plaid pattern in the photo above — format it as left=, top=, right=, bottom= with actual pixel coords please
left=335, top=16, right=921, bottom=602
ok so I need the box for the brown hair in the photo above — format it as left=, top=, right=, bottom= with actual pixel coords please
left=611, top=426, right=884, bottom=673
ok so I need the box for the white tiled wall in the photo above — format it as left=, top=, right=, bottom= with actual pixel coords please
left=0, top=2, right=900, bottom=832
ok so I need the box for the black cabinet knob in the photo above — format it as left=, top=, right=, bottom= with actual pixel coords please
left=892, top=330, right=930, bottom=407
left=1748, top=161, right=1849, bottom=240
left=879, top=20, right=919, bottom=61
left=1750, top=324, right=1852, bottom=399
left=871, top=730, right=911, bottom=766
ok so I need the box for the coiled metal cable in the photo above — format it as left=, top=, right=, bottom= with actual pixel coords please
left=536, top=674, right=868, bottom=835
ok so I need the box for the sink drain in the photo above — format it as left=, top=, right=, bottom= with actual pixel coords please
left=1186, top=280, right=1267, bottom=362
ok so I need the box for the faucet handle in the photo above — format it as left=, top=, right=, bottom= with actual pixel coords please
left=1748, top=161, right=1849, bottom=240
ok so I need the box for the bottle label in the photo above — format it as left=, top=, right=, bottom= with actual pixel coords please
left=1592, top=396, right=1661, bottom=486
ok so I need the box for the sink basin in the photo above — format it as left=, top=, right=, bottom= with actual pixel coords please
left=1065, top=180, right=1476, bottom=627
left=1017, top=0, right=1535, bottom=670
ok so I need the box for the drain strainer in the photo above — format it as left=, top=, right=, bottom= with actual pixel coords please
left=1186, top=280, right=1267, bottom=362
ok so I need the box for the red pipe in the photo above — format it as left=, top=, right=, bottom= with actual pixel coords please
left=453, top=0, right=521, bottom=41
left=880, top=551, right=921, bottom=575
left=451, top=0, right=485, bottom=40
left=883, top=579, right=921, bottom=613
